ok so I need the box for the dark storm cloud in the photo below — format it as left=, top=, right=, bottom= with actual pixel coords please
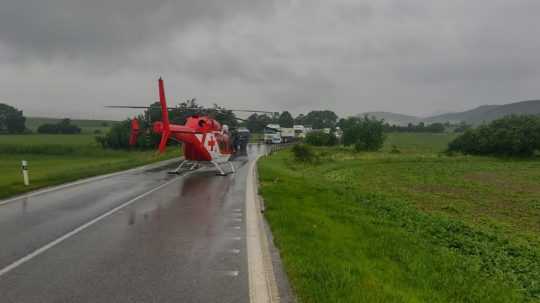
left=1, top=0, right=540, bottom=119
left=0, top=0, right=273, bottom=61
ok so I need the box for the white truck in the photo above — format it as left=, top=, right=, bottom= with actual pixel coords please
left=293, top=125, right=306, bottom=138
left=264, top=124, right=281, bottom=144
left=280, top=128, right=295, bottom=143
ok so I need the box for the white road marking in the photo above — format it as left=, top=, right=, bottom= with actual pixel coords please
left=228, top=249, right=241, bottom=254
left=0, top=176, right=180, bottom=278
left=0, top=158, right=180, bottom=207
left=223, top=270, right=239, bottom=277
left=233, top=218, right=243, bottom=222
left=233, top=226, right=241, bottom=230
left=246, top=156, right=280, bottom=303
left=231, top=236, right=242, bottom=241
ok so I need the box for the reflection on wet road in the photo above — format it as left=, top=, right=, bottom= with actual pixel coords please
left=0, top=144, right=267, bottom=303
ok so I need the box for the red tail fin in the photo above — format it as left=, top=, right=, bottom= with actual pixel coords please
left=158, top=78, right=170, bottom=131
left=157, top=78, right=170, bottom=153
left=129, top=118, right=140, bottom=146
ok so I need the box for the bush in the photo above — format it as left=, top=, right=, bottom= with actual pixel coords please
left=292, top=144, right=316, bottom=163
left=305, top=131, right=338, bottom=146
left=37, top=119, right=81, bottom=134
left=340, top=116, right=385, bottom=151
left=95, top=120, right=132, bottom=149
left=447, top=115, right=540, bottom=157
left=96, top=118, right=161, bottom=149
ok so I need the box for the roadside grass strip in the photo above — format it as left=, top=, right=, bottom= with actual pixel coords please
left=258, top=148, right=540, bottom=302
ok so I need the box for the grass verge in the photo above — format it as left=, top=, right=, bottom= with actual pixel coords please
left=258, top=144, right=540, bottom=302
left=0, top=134, right=179, bottom=199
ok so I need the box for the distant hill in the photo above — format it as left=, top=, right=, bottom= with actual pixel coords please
left=26, top=117, right=118, bottom=133
left=358, top=112, right=420, bottom=126
left=423, top=100, right=540, bottom=125
left=359, top=100, right=540, bottom=125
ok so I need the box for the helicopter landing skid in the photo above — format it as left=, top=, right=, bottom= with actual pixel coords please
left=168, top=160, right=235, bottom=176
left=212, top=161, right=235, bottom=176
left=168, top=160, right=200, bottom=175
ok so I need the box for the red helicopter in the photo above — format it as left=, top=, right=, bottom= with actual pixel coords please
left=109, top=78, right=274, bottom=175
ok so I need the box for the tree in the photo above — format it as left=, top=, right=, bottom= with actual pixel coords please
left=305, top=131, right=338, bottom=146
left=448, top=115, right=540, bottom=156
left=294, top=114, right=306, bottom=125
left=278, top=111, right=294, bottom=128
left=246, top=113, right=272, bottom=133
left=0, top=103, right=26, bottom=133
left=303, top=110, right=338, bottom=129
left=341, top=116, right=385, bottom=151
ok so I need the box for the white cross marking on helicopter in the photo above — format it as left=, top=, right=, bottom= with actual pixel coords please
left=208, top=136, right=216, bottom=151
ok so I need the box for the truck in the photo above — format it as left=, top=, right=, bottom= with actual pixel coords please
left=280, top=128, right=295, bottom=143
left=234, top=127, right=250, bottom=154
left=293, top=125, right=306, bottom=138
left=264, top=124, right=281, bottom=144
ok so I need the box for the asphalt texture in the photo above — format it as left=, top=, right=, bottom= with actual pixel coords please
left=0, top=144, right=269, bottom=303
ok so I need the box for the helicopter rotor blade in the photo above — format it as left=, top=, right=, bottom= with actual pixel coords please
left=105, top=105, right=177, bottom=110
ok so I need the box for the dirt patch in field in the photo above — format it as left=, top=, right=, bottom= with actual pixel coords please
left=464, top=172, right=540, bottom=193
left=412, top=184, right=469, bottom=196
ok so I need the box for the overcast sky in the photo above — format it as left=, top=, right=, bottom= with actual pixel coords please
left=1, top=0, right=540, bottom=120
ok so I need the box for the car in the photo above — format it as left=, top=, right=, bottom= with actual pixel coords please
left=271, top=135, right=282, bottom=144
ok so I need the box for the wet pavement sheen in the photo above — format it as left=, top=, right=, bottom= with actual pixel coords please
left=0, top=144, right=268, bottom=303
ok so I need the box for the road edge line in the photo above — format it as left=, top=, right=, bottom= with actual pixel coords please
left=0, top=176, right=180, bottom=278
left=246, top=155, right=280, bottom=303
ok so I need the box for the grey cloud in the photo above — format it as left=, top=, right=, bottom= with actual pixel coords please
left=0, top=0, right=274, bottom=62
left=1, top=0, right=540, bottom=119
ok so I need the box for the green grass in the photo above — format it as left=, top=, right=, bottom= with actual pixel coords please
left=0, top=133, right=179, bottom=199
left=383, top=132, right=458, bottom=154
left=258, top=132, right=540, bottom=302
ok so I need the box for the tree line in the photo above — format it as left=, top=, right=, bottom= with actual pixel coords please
left=448, top=115, right=540, bottom=157
left=1, top=103, right=85, bottom=134
left=244, top=110, right=338, bottom=132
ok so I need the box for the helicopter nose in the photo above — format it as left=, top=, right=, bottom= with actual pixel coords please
left=153, top=121, right=164, bottom=133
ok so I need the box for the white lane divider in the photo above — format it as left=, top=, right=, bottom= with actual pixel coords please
left=0, top=176, right=180, bottom=278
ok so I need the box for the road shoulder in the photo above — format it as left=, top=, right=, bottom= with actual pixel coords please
left=246, top=155, right=295, bottom=303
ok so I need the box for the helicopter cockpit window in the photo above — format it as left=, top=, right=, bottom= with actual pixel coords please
left=216, top=133, right=226, bottom=151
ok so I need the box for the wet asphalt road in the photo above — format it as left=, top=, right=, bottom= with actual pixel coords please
left=0, top=144, right=268, bottom=303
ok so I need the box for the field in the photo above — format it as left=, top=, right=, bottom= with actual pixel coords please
left=0, top=134, right=178, bottom=199
left=25, top=117, right=117, bottom=134
left=258, top=132, right=540, bottom=302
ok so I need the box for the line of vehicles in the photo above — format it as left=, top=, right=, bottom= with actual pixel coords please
left=262, top=124, right=305, bottom=144
left=262, top=125, right=343, bottom=144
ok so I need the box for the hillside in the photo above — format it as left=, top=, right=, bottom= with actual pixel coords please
left=423, top=100, right=540, bottom=124
left=358, top=112, right=420, bottom=126
left=360, top=100, right=540, bottom=125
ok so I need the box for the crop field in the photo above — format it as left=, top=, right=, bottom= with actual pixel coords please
left=0, top=134, right=178, bottom=199
left=258, top=132, right=540, bottom=302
